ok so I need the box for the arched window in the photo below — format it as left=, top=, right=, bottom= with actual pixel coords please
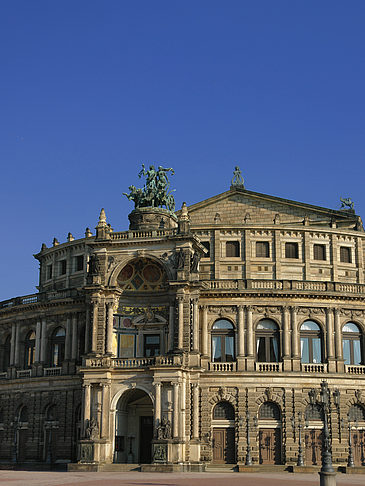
left=213, top=401, right=235, bottom=420
left=211, top=319, right=235, bottom=362
left=24, top=331, right=36, bottom=369
left=45, top=405, right=57, bottom=422
left=300, top=321, right=322, bottom=364
left=348, top=404, right=365, bottom=422
left=343, top=322, right=362, bottom=365
left=256, top=319, right=280, bottom=362
left=50, top=327, right=65, bottom=367
left=18, top=405, right=28, bottom=423
left=2, top=335, right=11, bottom=371
left=77, top=326, right=86, bottom=364
left=259, top=401, right=281, bottom=420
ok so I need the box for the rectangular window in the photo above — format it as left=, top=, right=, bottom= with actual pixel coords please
left=212, top=336, right=222, bottom=362
left=226, top=241, right=240, bottom=257
left=285, top=242, right=299, bottom=259
left=47, top=264, right=53, bottom=280
left=202, top=241, right=210, bottom=258
left=75, top=255, right=84, bottom=271
left=59, top=260, right=67, bottom=275
left=144, top=334, right=160, bottom=357
left=343, top=339, right=351, bottom=365
left=118, top=334, right=135, bottom=358
left=313, top=244, right=326, bottom=261
left=256, top=241, right=270, bottom=258
left=340, top=246, right=352, bottom=263
left=300, top=337, right=309, bottom=363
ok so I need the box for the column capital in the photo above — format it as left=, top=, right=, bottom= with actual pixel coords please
left=177, top=296, right=184, bottom=304
left=246, top=305, right=254, bottom=312
left=325, top=307, right=334, bottom=316
left=334, top=307, right=341, bottom=316
left=153, top=381, right=162, bottom=388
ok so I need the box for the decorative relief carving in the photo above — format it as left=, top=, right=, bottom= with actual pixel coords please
left=208, top=306, right=236, bottom=314
left=355, top=389, right=363, bottom=403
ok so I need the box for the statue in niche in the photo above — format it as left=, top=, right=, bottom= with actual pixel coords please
left=191, top=251, right=201, bottom=273
left=176, top=249, right=185, bottom=269
left=88, top=255, right=100, bottom=276
left=85, top=417, right=99, bottom=440
left=156, top=416, right=172, bottom=439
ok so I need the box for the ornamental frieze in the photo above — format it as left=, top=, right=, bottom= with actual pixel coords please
left=207, top=306, right=236, bottom=314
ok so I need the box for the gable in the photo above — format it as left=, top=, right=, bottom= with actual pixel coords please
left=185, top=188, right=357, bottom=227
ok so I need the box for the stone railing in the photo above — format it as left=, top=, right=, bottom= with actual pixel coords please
left=345, top=364, right=365, bottom=374
left=112, top=357, right=155, bottom=368
left=16, top=369, right=32, bottom=378
left=43, top=367, right=62, bottom=376
left=0, top=372, right=7, bottom=379
left=255, top=362, right=282, bottom=372
left=201, top=279, right=365, bottom=296
left=301, top=363, right=328, bottom=373
left=208, top=362, right=237, bottom=372
left=0, top=289, right=80, bottom=310
left=110, top=229, right=177, bottom=240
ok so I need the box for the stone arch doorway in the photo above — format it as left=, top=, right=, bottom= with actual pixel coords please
left=258, top=401, right=282, bottom=465
left=114, top=388, right=153, bottom=464
left=211, top=401, right=236, bottom=464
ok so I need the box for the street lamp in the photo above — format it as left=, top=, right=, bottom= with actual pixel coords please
left=319, top=380, right=337, bottom=486
left=11, top=416, right=19, bottom=463
left=291, top=411, right=304, bottom=467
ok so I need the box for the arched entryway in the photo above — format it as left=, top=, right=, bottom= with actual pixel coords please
left=348, top=404, right=365, bottom=466
left=114, top=388, right=153, bottom=464
left=212, top=401, right=236, bottom=464
left=258, top=401, right=282, bottom=465
left=304, top=403, right=324, bottom=465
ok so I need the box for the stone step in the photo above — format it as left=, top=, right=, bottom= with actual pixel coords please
left=99, top=463, right=141, bottom=472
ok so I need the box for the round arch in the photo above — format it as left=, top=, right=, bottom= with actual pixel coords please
left=108, top=255, right=174, bottom=287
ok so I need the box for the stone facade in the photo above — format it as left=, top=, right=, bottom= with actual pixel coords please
left=1, top=180, right=365, bottom=470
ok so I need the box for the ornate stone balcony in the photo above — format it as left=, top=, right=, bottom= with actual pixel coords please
left=208, top=362, right=237, bottom=372
left=301, top=363, right=327, bottom=373
left=16, top=369, right=32, bottom=378
left=110, top=228, right=177, bottom=240
left=255, top=362, right=282, bottom=372
left=43, top=367, right=62, bottom=376
left=345, top=364, right=365, bottom=374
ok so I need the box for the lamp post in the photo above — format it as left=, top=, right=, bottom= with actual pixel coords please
left=291, top=411, right=304, bottom=467
left=347, top=416, right=355, bottom=468
left=319, top=380, right=336, bottom=486
left=11, top=416, right=19, bottom=463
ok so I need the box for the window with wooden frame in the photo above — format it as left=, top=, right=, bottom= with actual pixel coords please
left=226, top=241, right=240, bottom=257
left=342, top=322, right=362, bottom=365
left=211, top=319, right=235, bottom=362
left=340, top=246, right=352, bottom=263
left=285, top=242, right=299, bottom=259
left=256, top=319, right=280, bottom=363
left=24, top=330, right=36, bottom=369
left=300, top=321, right=323, bottom=364
left=256, top=241, right=270, bottom=258
left=313, top=244, right=326, bottom=261
left=59, top=259, right=67, bottom=275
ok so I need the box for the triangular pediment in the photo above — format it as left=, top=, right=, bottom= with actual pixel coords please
left=182, top=188, right=359, bottom=229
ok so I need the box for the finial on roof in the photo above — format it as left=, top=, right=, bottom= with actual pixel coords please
left=41, top=243, right=47, bottom=251
left=178, top=202, right=190, bottom=234
left=98, top=208, right=107, bottom=226
left=85, top=227, right=93, bottom=238
left=67, top=232, right=74, bottom=242
left=53, top=238, right=59, bottom=246
left=231, top=166, right=244, bottom=189
left=340, top=197, right=354, bottom=211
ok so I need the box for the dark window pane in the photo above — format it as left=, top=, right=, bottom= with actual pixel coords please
left=257, top=337, right=266, bottom=362
left=343, top=339, right=351, bottom=365
left=212, top=336, right=222, bottom=362
left=349, top=405, right=365, bottom=422
left=226, top=241, right=240, bottom=257
left=259, top=402, right=280, bottom=420
left=202, top=241, right=210, bottom=258
left=76, top=255, right=84, bottom=271
left=256, top=241, right=269, bottom=258
left=285, top=242, right=299, bottom=259
left=213, top=401, right=235, bottom=420
left=225, top=336, right=234, bottom=361
left=314, top=244, right=326, bottom=261
left=340, top=246, right=351, bottom=263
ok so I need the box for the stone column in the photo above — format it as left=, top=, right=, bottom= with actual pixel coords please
left=65, top=316, right=72, bottom=361
left=326, top=308, right=335, bottom=372
left=14, top=322, right=20, bottom=367
left=154, top=382, right=161, bottom=431
left=192, top=299, right=199, bottom=352
left=101, top=384, right=110, bottom=438
left=173, top=382, right=179, bottom=438
left=82, top=384, right=91, bottom=437
left=177, top=297, right=184, bottom=350
left=291, top=307, right=300, bottom=371
left=10, top=322, right=16, bottom=366
left=91, top=300, right=99, bottom=354
left=35, top=320, right=41, bottom=363
left=238, top=306, right=245, bottom=357
left=71, top=314, right=78, bottom=361
left=201, top=306, right=208, bottom=356
left=106, top=302, right=114, bottom=355
left=180, top=378, right=186, bottom=439
left=334, top=308, right=344, bottom=372
left=168, top=305, right=175, bottom=352
left=40, top=318, right=47, bottom=363
left=246, top=306, right=254, bottom=356
left=282, top=307, right=291, bottom=371
left=84, top=305, right=90, bottom=354
left=192, top=384, right=200, bottom=439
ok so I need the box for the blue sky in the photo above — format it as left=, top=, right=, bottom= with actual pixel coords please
left=0, top=1, right=365, bottom=300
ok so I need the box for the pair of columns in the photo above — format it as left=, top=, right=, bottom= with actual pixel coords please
left=82, top=382, right=111, bottom=438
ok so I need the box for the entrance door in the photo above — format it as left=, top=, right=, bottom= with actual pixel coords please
left=259, top=428, right=281, bottom=464
left=352, top=429, right=365, bottom=466
left=304, top=429, right=323, bottom=465
left=139, top=416, right=153, bottom=464
left=212, top=427, right=235, bottom=464
left=17, top=429, right=27, bottom=462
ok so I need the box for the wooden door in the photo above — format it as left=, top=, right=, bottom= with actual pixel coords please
left=259, top=428, right=281, bottom=464
left=17, top=429, right=27, bottom=462
left=212, top=428, right=235, bottom=464
left=139, top=416, right=153, bottom=464
left=352, top=429, right=365, bottom=466
left=304, top=429, right=323, bottom=465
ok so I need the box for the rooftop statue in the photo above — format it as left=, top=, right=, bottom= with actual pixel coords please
left=340, top=197, right=354, bottom=210
left=123, top=164, right=175, bottom=212
left=231, top=165, right=244, bottom=188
